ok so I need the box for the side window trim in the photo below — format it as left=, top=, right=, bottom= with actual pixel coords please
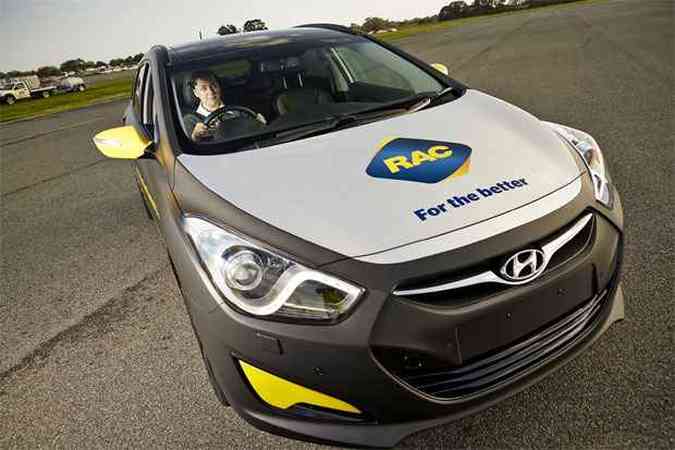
left=328, top=48, right=354, bottom=85
left=142, top=71, right=154, bottom=126
left=133, top=63, right=148, bottom=118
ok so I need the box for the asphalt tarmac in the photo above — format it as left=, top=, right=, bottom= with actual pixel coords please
left=1, top=0, right=672, bottom=448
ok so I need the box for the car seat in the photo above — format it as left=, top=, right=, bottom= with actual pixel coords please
left=274, top=87, right=334, bottom=115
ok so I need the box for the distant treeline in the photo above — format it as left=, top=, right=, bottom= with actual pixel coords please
left=438, top=0, right=581, bottom=21
left=1, top=53, right=144, bottom=80
left=351, top=0, right=586, bottom=33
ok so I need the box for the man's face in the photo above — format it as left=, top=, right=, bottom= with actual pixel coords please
left=193, top=77, right=222, bottom=111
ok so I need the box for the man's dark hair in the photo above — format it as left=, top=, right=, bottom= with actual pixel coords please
left=190, top=70, right=219, bottom=88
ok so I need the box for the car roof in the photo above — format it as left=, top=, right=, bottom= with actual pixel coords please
left=166, top=27, right=357, bottom=66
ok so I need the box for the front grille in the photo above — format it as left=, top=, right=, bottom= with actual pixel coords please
left=374, top=287, right=610, bottom=400
left=394, top=213, right=595, bottom=307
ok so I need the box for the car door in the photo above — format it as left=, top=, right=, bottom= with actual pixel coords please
left=128, top=62, right=166, bottom=221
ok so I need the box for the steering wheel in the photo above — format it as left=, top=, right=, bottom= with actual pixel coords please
left=203, top=106, right=260, bottom=128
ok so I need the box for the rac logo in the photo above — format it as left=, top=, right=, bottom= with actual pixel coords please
left=366, top=137, right=472, bottom=184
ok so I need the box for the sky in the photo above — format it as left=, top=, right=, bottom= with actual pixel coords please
left=0, top=0, right=468, bottom=72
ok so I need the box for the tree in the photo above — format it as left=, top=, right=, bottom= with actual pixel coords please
left=243, top=19, right=267, bottom=32
left=217, top=24, right=239, bottom=35
left=37, top=66, right=62, bottom=77
left=132, top=53, right=144, bottom=63
left=95, top=61, right=107, bottom=67
left=109, top=58, right=123, bottom=67
left=6, top=70, right=35, bottom=77
left=60, top=58, right=86, bottom=73
left=361, top=17, right=391, bottom=33
left=439, top=1, right=469, bottom=20
left=474, top=0, right=493, bottom=10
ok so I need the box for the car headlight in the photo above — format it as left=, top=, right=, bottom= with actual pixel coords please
left=182, top=216, right=364, bottom=322
left=544, top=121, right=614, bottom=207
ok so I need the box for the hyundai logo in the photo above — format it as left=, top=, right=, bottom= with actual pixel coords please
left=500, top=249, right=547, bottom=282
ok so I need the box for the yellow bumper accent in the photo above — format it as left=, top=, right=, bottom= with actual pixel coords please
left=239, top=361, right=361, bottom=414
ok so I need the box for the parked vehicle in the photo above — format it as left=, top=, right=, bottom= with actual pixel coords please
left=0, top=75, right=57, bottom=104
left=58, top=76, right=86, bottom=93
left=92, top=25, right=624, bottom=448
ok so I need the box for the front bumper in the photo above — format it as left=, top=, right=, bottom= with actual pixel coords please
left=166, top=179, right=624, bottom=448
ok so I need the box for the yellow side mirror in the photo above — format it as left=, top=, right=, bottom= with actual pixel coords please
left=93, top=126, right=151, bottom=159
left=431, top=63, right=449, bottom=76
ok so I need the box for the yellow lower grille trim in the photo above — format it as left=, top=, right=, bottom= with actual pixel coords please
left=239, top=361, right=361, bottom=414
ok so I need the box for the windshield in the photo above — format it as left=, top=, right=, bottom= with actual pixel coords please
left=171, top=35, right=449, bottom=153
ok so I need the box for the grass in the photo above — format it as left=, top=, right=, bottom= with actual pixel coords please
left=0, top=76, right=133, bottom=123
left=377, top=0, right=608, bottom=42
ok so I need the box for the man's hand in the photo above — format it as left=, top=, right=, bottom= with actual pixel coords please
left=191, top=122, right=212, bottom=141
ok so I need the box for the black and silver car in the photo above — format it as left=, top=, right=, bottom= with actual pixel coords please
left=93, top=25, right=624, bottom=447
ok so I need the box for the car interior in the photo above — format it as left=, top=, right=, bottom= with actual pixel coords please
left=174, top=44, right=419, bottom=141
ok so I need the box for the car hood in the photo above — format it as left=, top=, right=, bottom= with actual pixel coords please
left=178, top=90, right=583, bottom=263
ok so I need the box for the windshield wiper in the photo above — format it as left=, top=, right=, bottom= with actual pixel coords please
left=223, top=117, right=345, bottom=151
left=248, top=109, right=405, bottom=149
left=349, top=92, right=435, bottom=116
left=417, top=87, right=458, bottom=111
left=357, top=87, right=459, bottom=115
left=399, top=87, right=461, bottom=114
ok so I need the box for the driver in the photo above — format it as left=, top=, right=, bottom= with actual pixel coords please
left=183, top=71, right=265, bottom=141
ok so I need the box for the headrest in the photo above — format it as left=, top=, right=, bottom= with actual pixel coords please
left=275, top=87, right=333, bottom=115
left=182, top=77, right=198, bottom=110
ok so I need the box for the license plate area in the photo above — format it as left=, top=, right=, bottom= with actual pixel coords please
left=457, top=266, right=594, bottom=363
